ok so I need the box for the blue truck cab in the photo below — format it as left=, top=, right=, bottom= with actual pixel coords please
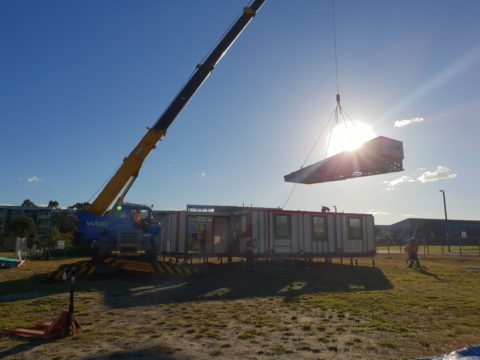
left=75, top=203, right=160, bottom=260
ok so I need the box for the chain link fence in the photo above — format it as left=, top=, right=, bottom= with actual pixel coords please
left=376, top=233, right=480, bottom=257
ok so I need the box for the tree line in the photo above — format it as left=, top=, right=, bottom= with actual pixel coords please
left=0, top=199, right=91, bottom=253
left=19, top=199, right=91, bottom=210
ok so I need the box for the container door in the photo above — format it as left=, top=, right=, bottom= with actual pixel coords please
left=213, top=216, right=229, bottom=254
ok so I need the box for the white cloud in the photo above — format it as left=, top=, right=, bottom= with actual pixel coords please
left=381, top=166, right=457, bottom=190
left=370, top=211, right=389, bottom=216
left=394, top=117, right=424, bottom=127
left=200, top=172, right=206, bottom=178
left=382, top=176, right=416, bottom=190
left=417, top=166, right=457, bottom=183
left=27, top=176, right=43, bottom=183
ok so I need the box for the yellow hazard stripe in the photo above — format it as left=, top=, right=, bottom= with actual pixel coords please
left=152, top=262, right=201, bottom=276
left=107, top=259, right=121, bottom=268
left=161, top=263, right=175, bottom=275
left=119, top=260, right=154, bottom=273
left=153, top=262, right=164, bottom=273
left=87, top=265, right=96, bottom=276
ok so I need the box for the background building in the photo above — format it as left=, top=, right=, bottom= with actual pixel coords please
left=0, top=205, right=53, bottom=239
left=375, top=218, right=480, bottom=246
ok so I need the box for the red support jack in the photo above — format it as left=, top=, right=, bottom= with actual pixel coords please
left=7, top=266, right=81, bottom=340
left=8, top=310, right=81, bottom=339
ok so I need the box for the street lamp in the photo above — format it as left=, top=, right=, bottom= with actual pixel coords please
left=332, top=205, right=337, bottom=213
left=439, top=190, right=450, bottom=252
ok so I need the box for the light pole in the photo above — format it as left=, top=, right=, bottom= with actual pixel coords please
left=439, top=190, right=450, bottom=252
left=332, top=205, right=337, bottom=213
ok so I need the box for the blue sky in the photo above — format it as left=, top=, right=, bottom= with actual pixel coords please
left=1, top=0, right=479, bottom=225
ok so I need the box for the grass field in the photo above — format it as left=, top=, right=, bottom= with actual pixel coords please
left=377, top=245, right=480, bottom=254
left=1, top=254, right=479, bottom=359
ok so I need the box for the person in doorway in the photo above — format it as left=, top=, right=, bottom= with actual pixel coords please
left=405, top=237, right=420, bottom=268
left=200, top=228, right=207, bottom=253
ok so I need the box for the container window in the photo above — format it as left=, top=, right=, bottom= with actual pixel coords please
left=312, top=216, right=327, bottom=241
left=274, top=214, right=291, bottom=239
left=348, top=217, right=363, bottom=240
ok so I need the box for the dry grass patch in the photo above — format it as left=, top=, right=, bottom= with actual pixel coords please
left=1, top=255, right=479, bottom=359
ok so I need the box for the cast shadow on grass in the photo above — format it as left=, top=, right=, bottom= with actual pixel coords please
left=0, top=337, right=44, bottom=359
left=0, top=342, right=181, bottom=360
left=96, top=261, right=393, bottom=308
left=81, top=346, right=181, bottom=360
left=1, top=261, right=392, bottom=309
left=415, top=266, right=440, bottom=280
left=0, top=274, right=66, bottom=302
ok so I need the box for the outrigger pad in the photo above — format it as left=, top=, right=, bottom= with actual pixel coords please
left=284, top=136, right=404, bottom=184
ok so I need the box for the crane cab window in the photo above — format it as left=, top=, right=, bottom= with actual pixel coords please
left=134, top=209, right=158, bottom=224
left=133, top=209, right=149, bottom=222
left=111, top=206, right=157, bottom=225
left=133, top=209, right=141, bottom=223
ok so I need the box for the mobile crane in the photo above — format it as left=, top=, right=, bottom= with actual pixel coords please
left=74, top=0, right=267, bottom=261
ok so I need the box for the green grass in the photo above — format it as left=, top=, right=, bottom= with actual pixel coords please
left=377, top=245, right=480, bottom=254
left=1, top=255, right=480, bottom=359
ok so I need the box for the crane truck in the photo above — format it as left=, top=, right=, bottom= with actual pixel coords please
left=74, top=0, right=267, bottom=261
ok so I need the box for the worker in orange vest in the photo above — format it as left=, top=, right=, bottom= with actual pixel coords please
left=133, top=209, right=141, bottom=223
left=405, top=237, right=420, bottom=268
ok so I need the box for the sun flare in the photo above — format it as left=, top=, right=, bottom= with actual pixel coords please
left=327, top=120, right=376, bottom=156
